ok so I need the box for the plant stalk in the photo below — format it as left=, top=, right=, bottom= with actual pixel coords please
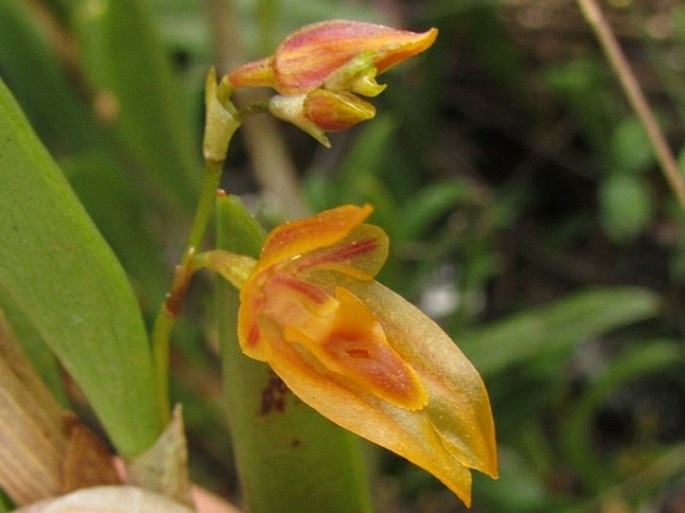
left=576, top=0, right=685, bottom=212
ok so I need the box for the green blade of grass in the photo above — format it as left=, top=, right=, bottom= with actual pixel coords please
left=216, top=195, right=374, bottom=513
left=460, top=287, right=660, bottom=376
left=0, top=79, right=163, bottom=457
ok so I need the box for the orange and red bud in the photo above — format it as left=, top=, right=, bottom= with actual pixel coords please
left=226, top=20, right=437, bottom=145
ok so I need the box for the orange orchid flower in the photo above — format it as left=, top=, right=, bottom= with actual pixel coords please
left=226, top=20, right=438, bottom=146
left=236, top=204, right=497, bottom=506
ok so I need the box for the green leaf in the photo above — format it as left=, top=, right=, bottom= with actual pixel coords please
left=71, top=0, right=200, bottom=210
left=216, top=195, right=373, bottom=513
left=609, top=117, right=654, bottom=175
left=0, top=0, right=100, bottom=153
left=62, top=151, right=169, bottom=305
left=599, top=173, right=653, bottom=242
left=398, top=179, right=472, bottom=239
left=0, top=488, right=12, bottom=512
left=0, top=78, right=163, bottom=457
left=560, top=340, right=682, bottom=491
left=459, top=287, right=660, bottom=376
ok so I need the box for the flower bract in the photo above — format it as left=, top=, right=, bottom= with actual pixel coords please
left=237, top=204, right=497, bottom=506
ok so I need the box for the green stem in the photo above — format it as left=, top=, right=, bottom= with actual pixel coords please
left=151, top=158, right=225, bottom=422
left=187, top=159, right=223, bottom=252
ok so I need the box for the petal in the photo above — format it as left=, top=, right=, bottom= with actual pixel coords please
left=304, top=90, right=376, bottom=132
left=293, top=223, right=389, bottom=280
left=257, top=279, right=497, bottom=506
left=347, top=279, right=498, bottom=479
left=238, top=205, right=376, bottom=360
left=285, top=286, right=428, bottom=410
left=226, top=56, right=276, bottom=90
left=255, top=204, right=374, bottom=274
left=273, top=20, right=437, bottom=95
left=269, top=94, right=332, bottom=147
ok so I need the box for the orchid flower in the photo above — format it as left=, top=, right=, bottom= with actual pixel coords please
left=224, top=204, right=497, bottom=506
left=226, top=20, right=438, bottom=146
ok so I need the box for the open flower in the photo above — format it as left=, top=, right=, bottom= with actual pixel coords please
left=226, top=20, right=437, bottom=146
left=236, top=205, right=497, bottom=506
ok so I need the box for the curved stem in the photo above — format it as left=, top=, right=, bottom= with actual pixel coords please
left=576, top=0, right=685, bottom=213
left=152, top=158, right=225, bottom=421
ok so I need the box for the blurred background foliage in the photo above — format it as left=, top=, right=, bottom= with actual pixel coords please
left=2, top=0, right=685, bottom=511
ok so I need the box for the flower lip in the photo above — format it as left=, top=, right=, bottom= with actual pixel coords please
left=227, top=19, right=438, bottom=96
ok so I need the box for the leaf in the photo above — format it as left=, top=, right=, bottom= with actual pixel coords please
left=0, top=314, right=67, bottom=505
left=125, top=405, right=191, bottom=506
left=599, top=173, right=654, bottom=242
left=71, top=0, right=200, bottom=210
left=560, top=340, right=682, bottom=491
left=215, top=195, right=373, bottom=513
left=398, top=179, right=472, bottom=239
left=0, top=78, right=163, bottom=457
left=609, top=117, right=654, bottom=175
left=459, top=287, right=660, bottom=376
left=0, top=0, right=100, bottom=153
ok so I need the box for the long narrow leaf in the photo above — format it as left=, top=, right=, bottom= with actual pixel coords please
left=460, top=287, right=660, bottom=375
left=0, top=79, right=163, bottom=457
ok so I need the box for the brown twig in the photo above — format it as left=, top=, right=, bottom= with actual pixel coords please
left=576, top=0, right=685, bottom=213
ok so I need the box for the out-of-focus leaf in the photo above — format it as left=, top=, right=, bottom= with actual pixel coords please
left=474, top=449, right=556, bottom=513
left=610, top=117, right=653, bottom=175
left=216, top=195, right=373, bottom=513
left=672, top=5, right=685, bottom=42
left=544, top=59, right=619, bottom=157
left=0, top=79, right=163, bottom=457
left=398, top=179, right=472, bottom=239
left=560, top=340, right=682, bottom=491
left=0, top=490, right=12, bottom=513
left=71, top=0, right=200, bottom=210
left=0, top=0, right=99, bottom=153
left=306, top=115, right=399, bottom=230
left=599, top=173, right=653, bottom=242
left=459, top=287, right=660, bottom=376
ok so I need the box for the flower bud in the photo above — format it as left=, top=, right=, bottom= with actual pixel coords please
left=227, top=20, right=437, bottom=96
left=269, top=90, right=375, bottom=147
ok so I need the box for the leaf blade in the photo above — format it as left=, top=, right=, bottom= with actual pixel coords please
left=0, top=78, right=163, bottom=457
